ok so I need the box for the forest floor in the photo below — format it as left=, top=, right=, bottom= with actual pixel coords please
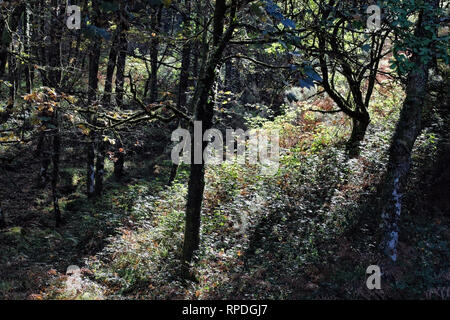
left=1, top=87, right=449, bottom=300
left=0, top=144, right=171, bottom=299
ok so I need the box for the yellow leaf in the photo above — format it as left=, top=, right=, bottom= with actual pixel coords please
left=24, top=92, right=37, bottom=102
left=66, top=96, right=76, bottom=103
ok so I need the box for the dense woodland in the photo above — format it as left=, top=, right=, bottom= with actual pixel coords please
left=0, top=0, right=449, bottom=300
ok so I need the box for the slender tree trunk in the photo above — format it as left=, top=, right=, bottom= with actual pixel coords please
left=51, top=111, right=61, bottom=227
left=23, top=6, right=32, bottom=93
left=149, top=6, right=162, bottom=103
left=177, top=42, right=192, bottom=111
left=94, top=30, right=119, bottom=196
left=168, top=0, right=191, bottom=185
left=7, top=49, right=17, bottom=108
left=379, top=4, right=438, bottom=262
left=182, top=0, right=237, bottom=266
left=94, top=131, right=106, bottom=196
left=0, top=203, right=6, bottom=229
left=102, top=27, right=120, bottom=106
left=115, top=43, right=126, bottom=107
left=0, top=16, right=6, bottom=76
left=115, top=11, right=128, bottom=108
left=95, top=11, right=122, bottom=195
left=168, top=163, right=179, bottom=186
left=224, top=58, right=234, bottom=92
left=37, top=132, right=50, bottom=186
left=113, top=5, right=129, bottom=178
left=1, top=4, right=24, bottom=81
left=48, top=0, right=62, bottom=88
left=5, top=4, right=25, bottom=110
left=114, top=137, right=125, bottom=179
left=86, top=0, right=102, bottom=198
left=95, top=4, right=127, bottom=193
left=190, top=0, right=202, bottom=88
left=37, top=0, right=49, bottom=86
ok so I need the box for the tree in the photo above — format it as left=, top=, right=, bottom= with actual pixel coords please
left=180, top=0, right=323, bottom=267
left=86, top=0, right=103, bottom=198
left=292, top=0, right=392, bottom=156
left=182, top=0, right=241, bottom=266
left=168, top=0, right=192, bottom=185
left=0, top=203, right=5, bottom=228
left=379, top=0, right=444, bottom=262
left=0, top=3, right=25, bottom=124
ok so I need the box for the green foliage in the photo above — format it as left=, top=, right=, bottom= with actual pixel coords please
left=382, top=0, right=449, bottom=74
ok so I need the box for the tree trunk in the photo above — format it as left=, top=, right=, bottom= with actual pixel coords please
left=168, top=163, right=179, bottom=186
left=115, top=7, right=128, bottom=108
left=95, top=11, right=123, bottom=195
left=347, top=112, right=370, bottom=158
left=111, top=7, right=128, bottom=180
left=7, top=48, right=18, bottom=109
left=0, top=204, right=6, bottom=229
left=183, top=158, right=207, bottom=263
left=0, top=15, right=6, bottom=76
left=168, top=0, right=191, bottom=186
left=23, top=6, right=32, bottom=93
left=114, top=138, right=125, bottom=179
left=86, top=50, right=100, bottom=198
left=379, top=4, right=438, bottom=262
left=86, top=138, right=96, bottom=198
left=48, top=0, right=62, bottom=88
left=4, top=4, right=25, bottom=113
left=37, top=133, right=50, bottom=186
left=86, top=0, right=101, bottom=198
left=182, top=0, right=236, bottom=266
left=102, top=27, right=120, bottom=106
left=94, top=130, right=106, bottom=196
left=149, top=6, right=163, bottom=103
left=51, top=111, right=61, bottom=227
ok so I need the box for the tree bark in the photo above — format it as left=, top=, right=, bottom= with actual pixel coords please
left=23, top=6, right=32, bottom=94
left=379, top=3, right=438, bottom=262
left=48, top=0, right=62, bottom=88
left=51, top=111, right=61, bottom=227
left=102, top=27, right=120, bottom=106
left=115, top=3, right=129, bottom=108
left=347, top=111, right=370, bottom=157
left=37, top=132, right=50, bottom=186
left=168, top=0, right=192, bottom=186
left=182, top=0, right=237, bottom=265
left=94, top=131, right=106, bottom=196
left=0, top=15, right=7, bottom=76
left=0, top=204, right=6, bottom=229
left=86, top=137, right=96, bottom=198
left=86, top=0, right=102, bottom=198
left=5, top=4, right=25, bottom=112
left=149, top=6, right=163, bottom=103
left=113, top=138, right=125, bottom=179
